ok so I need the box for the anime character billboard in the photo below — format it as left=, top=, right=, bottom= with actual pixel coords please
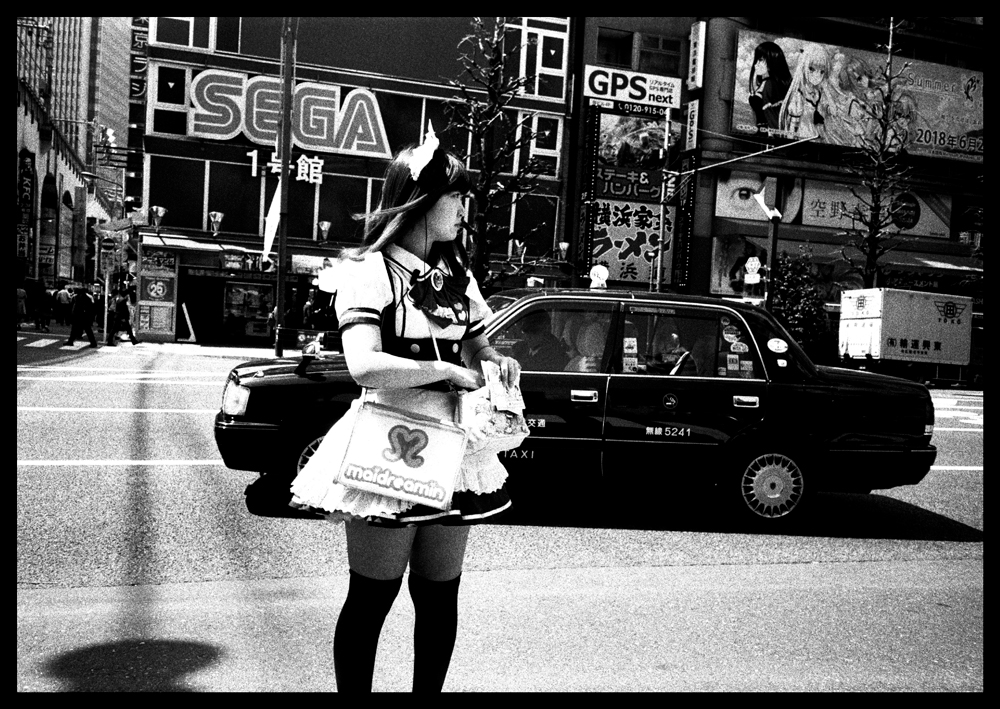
left=731, top=30, right=983, bottom=163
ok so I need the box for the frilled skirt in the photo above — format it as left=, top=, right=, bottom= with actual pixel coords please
left=289, top=388, right=511, bottom=526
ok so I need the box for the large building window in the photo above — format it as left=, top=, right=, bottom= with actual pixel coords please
left=597, top=28, right=682, bottom=77
left=152, top=17, right=211, bottom=50
left=639, top=35, right=682, bottom=76
left=597, top=28, right=633, bottom=68
left=506, top=18, right=570, bottom=103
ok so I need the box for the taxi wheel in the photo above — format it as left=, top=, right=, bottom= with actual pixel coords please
left=737, top=451, right=806, bottom=521
left=294, top=434, right=326, bottom=475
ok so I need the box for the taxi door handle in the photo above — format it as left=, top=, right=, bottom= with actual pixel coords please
left=733, top=395, right=759, bottom=408
left=571, top=390, right=599, bottom=403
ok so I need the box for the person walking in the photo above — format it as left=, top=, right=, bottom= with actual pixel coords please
left=288, top=129, right=521, bottom=693
left=17, top=285, right=29, bottom=327
left=54, top=284, right=72, bottom=325
left=33, top=281, right=52, bottom=332
left=302, top=293, right=315, bottom=330
left=106, top=292, right=139, bottom=345
left=65, top=287, right=98, bottom=348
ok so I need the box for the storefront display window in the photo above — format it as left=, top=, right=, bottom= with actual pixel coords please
left=224, top=281, right=273, bottom=337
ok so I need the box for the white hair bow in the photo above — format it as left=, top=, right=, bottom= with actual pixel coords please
left=409, top=121, right=440, bottom=183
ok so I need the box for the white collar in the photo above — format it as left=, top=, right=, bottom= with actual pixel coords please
left=384, top=243, right=451, bottom=276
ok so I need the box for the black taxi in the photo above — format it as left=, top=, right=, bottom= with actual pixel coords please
left=214, top=288, right=936, bottom=523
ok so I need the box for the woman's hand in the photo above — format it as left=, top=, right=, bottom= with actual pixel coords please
left=497, top=355, right=521, bottom=390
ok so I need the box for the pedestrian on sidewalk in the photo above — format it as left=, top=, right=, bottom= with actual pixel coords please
left=106, top=292, right=139, bottom=346
left=288, top=132, right=521, bottom=693
left=66, top=287, right=98, bottom=348
left=33, top=281, right=52, bottom=332
left=302, top=293, right=315, bottom=330
left=17, top=285, right=28, bottom=327
left=54, top=284, right=72, bottom=325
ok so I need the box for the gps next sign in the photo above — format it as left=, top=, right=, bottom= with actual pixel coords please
left=584, top=66, right=682, bottom=109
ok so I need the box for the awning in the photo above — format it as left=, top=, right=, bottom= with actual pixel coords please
left=738, top=235, right=982, bottom=276
left=139, top=230, right=262, bottom=254
left=878, top=249, right=983, bottom=275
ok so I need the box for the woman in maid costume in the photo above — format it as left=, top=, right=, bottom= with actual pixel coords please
left=289, top=124, right=521, bottom=693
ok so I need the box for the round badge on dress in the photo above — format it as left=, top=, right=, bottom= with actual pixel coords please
left=452, top=343, right=459, bottom=353
left=410, top=343, right=421, bottom=354
left=431, top=271, right=444, bottom=291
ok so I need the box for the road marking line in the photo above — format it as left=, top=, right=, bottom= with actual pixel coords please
left=17, top=407, right=217, bottom=413
left=17, top=459, right=228, bottom=466
left=930, top=466, right=983, bottom=471
left=16, top=376, right=220, bottom=386
left=17, top=365, right=226, bottom=373
left=26, top=339, right=61, bottom=348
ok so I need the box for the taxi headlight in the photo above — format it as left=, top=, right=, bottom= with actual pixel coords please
left=222, top=380, right=250, bottom=416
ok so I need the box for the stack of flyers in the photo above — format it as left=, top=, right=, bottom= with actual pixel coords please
left=481, top=360, right=525, bottom=415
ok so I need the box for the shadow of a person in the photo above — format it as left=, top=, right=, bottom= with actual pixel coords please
left=43, top=639, right=222, bottom=692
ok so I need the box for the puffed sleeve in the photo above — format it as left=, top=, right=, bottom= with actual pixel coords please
left=335, top=252, right=393, bottom=329
left=463, top=269, right=493, bottom=340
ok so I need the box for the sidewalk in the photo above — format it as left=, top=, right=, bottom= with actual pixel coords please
left=18, top=321, right=277, bottom=361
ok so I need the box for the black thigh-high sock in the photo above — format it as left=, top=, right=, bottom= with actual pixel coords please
left=333, top=569, right=403, bottom=693
left=408, top=572, right=462, bottom=693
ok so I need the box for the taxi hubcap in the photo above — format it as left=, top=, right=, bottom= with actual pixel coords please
left=297, top=436, right=325, bottom=473
left=741, top=453, right=803, bottom=519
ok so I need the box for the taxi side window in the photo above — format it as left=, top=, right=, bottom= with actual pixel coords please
left=491, top=303, right=613, bottom=373
left=620, top=307, right=762, bottom=379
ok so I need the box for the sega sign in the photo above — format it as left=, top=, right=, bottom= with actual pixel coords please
left=189, top=69, right=391, bottom=158
left=583, top=66, right=682, bottom=109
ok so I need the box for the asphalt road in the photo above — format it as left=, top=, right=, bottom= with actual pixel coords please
left=16, top=328, right=983, bottom=692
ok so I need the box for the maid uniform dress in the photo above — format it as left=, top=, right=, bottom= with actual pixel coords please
left=289, top=242, right=512, bottom=526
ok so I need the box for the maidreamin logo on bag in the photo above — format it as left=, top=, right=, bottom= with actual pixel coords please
left=341, top=464, right=447, bottom=503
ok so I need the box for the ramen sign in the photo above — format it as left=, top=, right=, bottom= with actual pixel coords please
left=189, top=69, right=391, bottom=158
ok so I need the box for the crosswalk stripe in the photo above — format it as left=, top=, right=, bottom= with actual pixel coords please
left=26, top=339, right=61, bottom=348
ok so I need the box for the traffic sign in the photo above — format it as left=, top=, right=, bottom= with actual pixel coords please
left=100, top=237, right=116, bottom=252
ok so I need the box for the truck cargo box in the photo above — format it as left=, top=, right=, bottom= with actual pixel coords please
left=839, top=288, right=972, bottom=366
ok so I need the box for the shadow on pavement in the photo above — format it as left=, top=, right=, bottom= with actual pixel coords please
left=494, top=489, right=984, bottom=543
left=42, top=639, right=222, bottom=692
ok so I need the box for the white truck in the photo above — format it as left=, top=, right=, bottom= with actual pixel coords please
left=839, top=288, right=973, bottom=366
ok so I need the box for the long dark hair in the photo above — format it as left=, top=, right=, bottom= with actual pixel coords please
left=341, top=144, right=471, bottom=268
left=749, top=41, right=791, bottom=93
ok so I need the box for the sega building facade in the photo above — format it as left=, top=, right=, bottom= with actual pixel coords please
left=135, top=17, right=570, bottom=344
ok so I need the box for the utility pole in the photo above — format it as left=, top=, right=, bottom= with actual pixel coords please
left=754, top=188, right=783, bottom=312
left=274, top=17, right=296, bottom=352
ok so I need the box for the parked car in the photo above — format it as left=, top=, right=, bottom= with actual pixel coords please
left=215, top=288, right=936, bottom=524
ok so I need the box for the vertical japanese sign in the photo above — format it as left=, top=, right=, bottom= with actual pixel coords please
left=584, top=68, right=683, bottom=287
left=128, top=18, right=148, bottom=217
left=129, top=18, right=148, bottom=105
left=17, top=149, right=37, bottom=278
left=672, top=154, right=696, bottom=288
left=687, top=21, right=706, bottom=91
